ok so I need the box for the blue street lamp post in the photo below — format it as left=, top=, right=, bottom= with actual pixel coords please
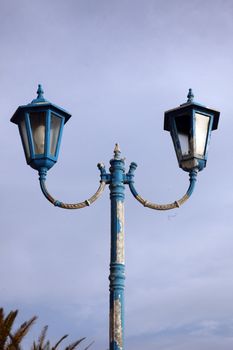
left=11, top=86, right=219, bottom=350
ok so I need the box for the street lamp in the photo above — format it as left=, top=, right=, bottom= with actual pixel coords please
left=11, top=86, right=219, bottom=350
left=11, top=85, right=71, bottom=171
left=164, top=88, right=219, bottom=172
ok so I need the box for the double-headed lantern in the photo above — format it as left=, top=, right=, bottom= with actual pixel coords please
left=164, top=89, right=220, bottom=172
left=11, top=85, right=71, bottom=171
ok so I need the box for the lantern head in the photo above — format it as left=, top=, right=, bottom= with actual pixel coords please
left=11, top=85, right=71, bottom=171
left=164, top=89, right=220, bottom=172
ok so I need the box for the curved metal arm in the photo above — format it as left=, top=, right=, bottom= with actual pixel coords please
left=38, top=164, right=107, bottom=209
left=127, top=162, right=198, bottom=211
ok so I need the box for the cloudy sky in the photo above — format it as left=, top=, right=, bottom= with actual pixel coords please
left=1, top=0, right=233, bottom=349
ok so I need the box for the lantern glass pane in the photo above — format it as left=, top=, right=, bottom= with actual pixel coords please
left=19, top=119, right=30, bottom=160
left=30, top=112, right=46, bottom=155
left=195, top=113, right=210, bottom=156
left=50, top=114, right=62, bottom=156
left=175, top=115, right=191, bottom=156
left=178, top=133, right=189, bottom=155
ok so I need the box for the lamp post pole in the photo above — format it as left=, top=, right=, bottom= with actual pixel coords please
left=109, top=145, right=125, bottom=350
left=11, top=87, right=220, bottom=350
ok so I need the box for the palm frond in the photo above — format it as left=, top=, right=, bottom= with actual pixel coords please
left=0, top=310, right=18, bottom=349
left=0, top=308, right=4, bottom=326
left=10, top=316, right=37, bottom=345
left=0, top=308, right=90, bottom=350
left=52, top=334, right=68, bottom=349
left=38, top=325, right=49, bottom=347
left=65, top=337, right=86, bottom=350
left=44, top=340, right=51, bottom=350
left=31, top=340, right=37, bottom=350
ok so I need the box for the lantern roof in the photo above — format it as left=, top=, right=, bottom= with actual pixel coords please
left=164, top=89, right=220, bottom=132
left=11, top=84, right=72, bottom=125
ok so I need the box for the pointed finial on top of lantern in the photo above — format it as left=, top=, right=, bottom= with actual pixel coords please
left=187, top=88, right=194, bottom=103
left=114, top=143, right=121, bottom=159
left=31, top=84, right=48, bottom=104
left=37, top=84, right=44, bottom=99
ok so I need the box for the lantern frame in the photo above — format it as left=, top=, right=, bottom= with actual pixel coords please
left=11, top=85, right=71, bottom=171
left=164, top=90, right=220, bottom=172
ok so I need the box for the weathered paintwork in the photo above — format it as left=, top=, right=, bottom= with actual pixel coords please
left=164, top=89, right=220, bottom=172
left=108, top=144, right=125, bottom=350
left=38, top=166, right=106, bottom=209
left=110, top=298, right=123, bottom=349
left=127, top=162, right=198, bottom=210
left=116, top=201, right=125, bottom=264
